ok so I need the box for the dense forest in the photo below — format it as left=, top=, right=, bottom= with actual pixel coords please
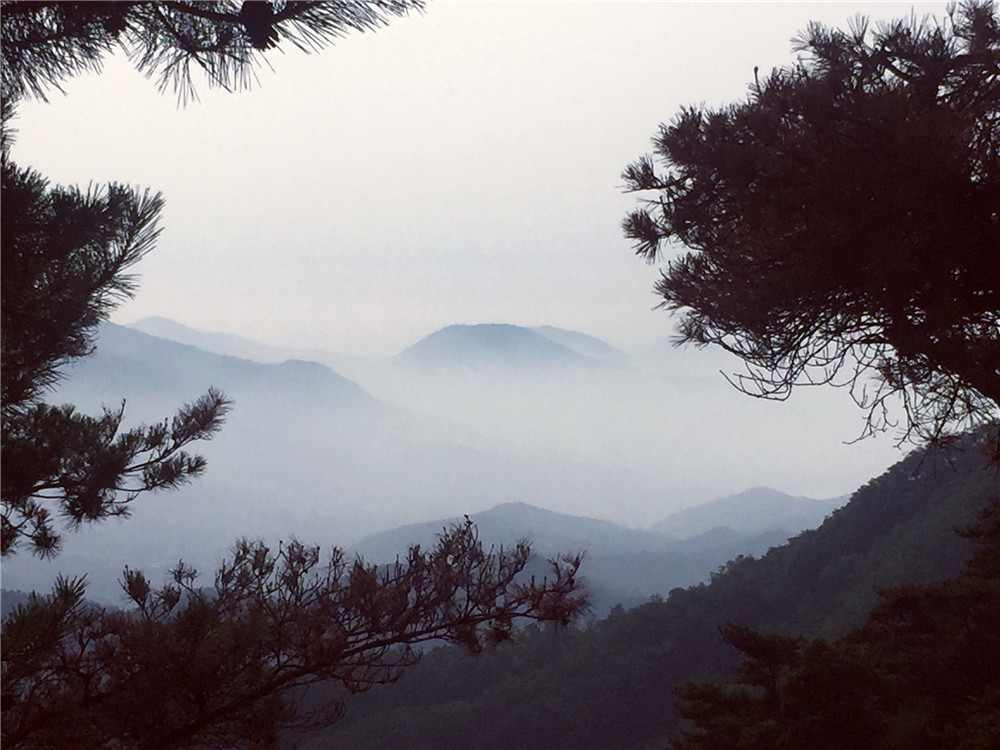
left=307, top=429, right=999, bottom=749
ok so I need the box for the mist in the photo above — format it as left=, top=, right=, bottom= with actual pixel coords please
left=0, top=319, right=904, bottom=605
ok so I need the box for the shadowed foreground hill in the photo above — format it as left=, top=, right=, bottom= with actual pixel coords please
left=308, top=429, right=998, bottom=750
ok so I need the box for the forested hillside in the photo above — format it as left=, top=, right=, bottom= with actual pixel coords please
left=308, top=430, right=998, bottom=750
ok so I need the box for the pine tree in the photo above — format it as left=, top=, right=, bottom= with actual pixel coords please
left=0, top=90, right=231, bottom=557
left=623, top=1, right=1000, bottom=449
left=2, top=522, right=584, bottom=749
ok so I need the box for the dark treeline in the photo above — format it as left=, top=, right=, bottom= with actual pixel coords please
left=304, top=429, right=998, bottom=749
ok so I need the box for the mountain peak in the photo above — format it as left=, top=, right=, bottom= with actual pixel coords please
left=397, top=323, right=602, bottom=368
left=652, top=487, right=845, bottom=539
left=530, top=326, right=628, bottom=364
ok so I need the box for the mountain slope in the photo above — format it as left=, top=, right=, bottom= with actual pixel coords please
left=652, top=487, right=845, bottom=538
left=0, top=323, right=390, bottom=603
left=128, top=316, right=302, bottom=363
left=311, top=429, right=999, bottom=750
left=60, top=323, right=374, bottom=414
left=530, top=326, right=628, bottom=364
left=127, top=316, right=362, bottom=373
left=397, top=323, right=601, bottom=368
left=2, top=324, right=682, bottom=608
left=353, top=501, right=669, bottom=561
left=352, top=502, right=798, bottom=617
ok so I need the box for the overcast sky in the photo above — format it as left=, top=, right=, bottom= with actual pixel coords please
left=10, top=1, right=943, bottom=357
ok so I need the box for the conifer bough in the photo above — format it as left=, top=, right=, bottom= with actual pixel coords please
left=623, top=1, right=1000, bottom=448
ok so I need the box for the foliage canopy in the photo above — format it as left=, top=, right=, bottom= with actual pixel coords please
left=2, top=521, right=584, bottom=749
left=2, top=1, right=424, bottom=103
left=669, top=502, right=1000, bottom=750
left=623, top=1, right=1000, bottom=447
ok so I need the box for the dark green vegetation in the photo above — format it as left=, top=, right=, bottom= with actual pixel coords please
left=623, top=0, right=1000, bottom=448
left=2, top=522, right=584, bottom=749
left=307, top=430, right=999, bottom=749
left=671, top=494, right=1000, bottom=749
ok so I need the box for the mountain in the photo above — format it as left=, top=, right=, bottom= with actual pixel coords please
left=60, top=322, right=373, bottom=410
left=652, top=487, right=845, bottom=538
left=2, top=323, right=685, bottom=607
left=353, top=501, right=799, bottom=618
left=7, top=316, right=906, bottom=613
left=529, top=326, right=629, bottom=365
left=129, top=316, right=301, bottom=362
left=396, top=323, right=602, bottom=368
left=353, top=501, right=666, bottom=561
left=308, top=429, right=999, bottom=750
left=127, top=316, right=359, bottom=372
left=107, top=319, right=905, bottom=530
left=0, top=323, right=393, bottom=603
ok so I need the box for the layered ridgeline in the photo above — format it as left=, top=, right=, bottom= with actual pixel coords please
left=307, top=430, right=998, bottom=750
left=0, top=322, right=392, bottom=602
left=0, top=322, right=672, bottom=603
left=351, top=495, right=840, bottom=619
left=651, top=487, right=843, bottom=539
left=124, top=317, right=901, bottom=522
left=4, top=317, right=900, bottom=607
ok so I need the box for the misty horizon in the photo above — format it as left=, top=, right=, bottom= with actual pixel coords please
left=0, top=0, right=937, bottom=614
left=9, top=2, right=946, bottom=359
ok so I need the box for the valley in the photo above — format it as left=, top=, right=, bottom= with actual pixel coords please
left=1, top=318, right=887, bottom=609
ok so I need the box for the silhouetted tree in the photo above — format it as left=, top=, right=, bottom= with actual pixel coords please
left=2, top=521, right=585, bottom=749
left=0, top=90, right=232, bottom=556
left=2, top=2, right=587, bottom=744
left=1, top=1, right=424, bottom=103
left=623, top=1, right=1000, bottom=448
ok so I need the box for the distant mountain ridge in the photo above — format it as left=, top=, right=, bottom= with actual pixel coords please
left=4, top=322, right=697, bottom=608
left=352, top=501, right=668, bottom=562
left=529, top=326, right=629, bottom=364
left=351, top=495, right=830, bottom=617
left=129, top=317, right=630, bottom=375
left=0, top=322, right=395, bottom=604
left=312, top=428, right=999, bottom=750
left=653, top=487, right=845, bottom=539
left=127, top=316, right=363, bottom=374
left=10, top=315, right=908, bottom=614
left=71, top=323, right=373, bottom=411
left=397, top=323, right=614, bottom=368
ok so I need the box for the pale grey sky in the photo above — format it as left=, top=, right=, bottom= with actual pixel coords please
left=9, top=1, right=943, bottom=357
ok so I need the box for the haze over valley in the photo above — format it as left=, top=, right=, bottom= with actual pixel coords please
left=3, top=317, right=899, bottom=606
left=1, top=0, right=929, bottom=613
left=4, top=3, right=997, bottom=747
